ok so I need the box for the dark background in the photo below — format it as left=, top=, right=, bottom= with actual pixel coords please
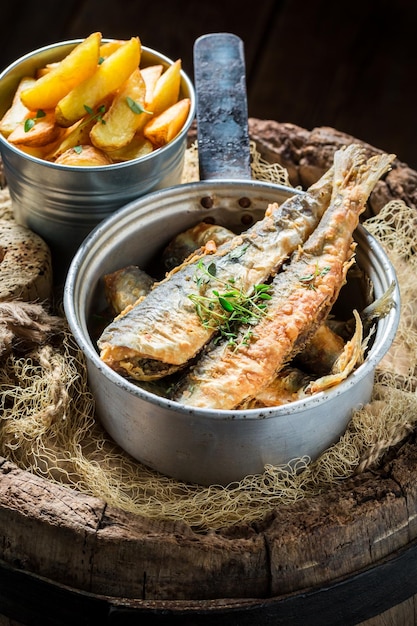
left=2, top=0, right=416, bottom=169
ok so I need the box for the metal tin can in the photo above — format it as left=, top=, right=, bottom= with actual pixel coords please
left=0, top=39, right=196, bottom=282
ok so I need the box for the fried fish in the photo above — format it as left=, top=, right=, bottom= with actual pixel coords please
left=98, top=159, right=335, bottom=380
left=175, top=147, right=395, bottom=409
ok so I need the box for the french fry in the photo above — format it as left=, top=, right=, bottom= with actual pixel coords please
left=90, top=68, right=147, bottom=151
left=105, top=132, right=153, bottom=162
left=55, top=144, right=112, bottom=166
left=20, top=32, right=102, bottom=110
left=144, top=98, right=190, bottom=148
left=150, top=59, right=182, bottom=117
left=0, top=77, right=35, bottom=137
left=8, top=110, right=63, bottom=147
left=55, top=37, right=141, bottom=127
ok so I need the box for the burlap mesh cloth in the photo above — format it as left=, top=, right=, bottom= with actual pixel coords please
left=0, top=142, right=414, bottom=532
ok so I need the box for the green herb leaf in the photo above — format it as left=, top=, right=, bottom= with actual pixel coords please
left=24, top=118, right=36, bottom=132
left=207, top=262, right=217, bottom=277
left=23, top=109, right=46, bottom=132
left=126, top=96, right=152, bottom=115
left=218, top=297, right=234, bottom=312
left=83, top=104, right=107, bottom=125
left=189, top=260, right=272, bottom=350
left=299, top=263, right=331, bottom=289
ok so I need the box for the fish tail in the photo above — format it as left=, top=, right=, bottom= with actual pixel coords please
left=356, top=151, right=395, bottom=195
left=332, top=144, right=394, bottom=201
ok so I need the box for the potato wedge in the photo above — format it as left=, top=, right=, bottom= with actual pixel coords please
left=55, top=144, right=112, bottom=166
left=8, top=110, right=63, bottom=147
left=144, top=97, right=190, bottom=148
left=37, top=40, right=126, bottom=77
left=128, top=65, right=162, bottom=135
left=36, top=62, right=59, bottom=78
left=99, top=40, right=125, bottom=59
left=132, top=62, right=178, bottom=135
left=105, top=132, right=153, bottom=162
left=141, top=65, right=163, bottom=106
left=0, top=76, right=35, bottom=137
left=15, top=143, right=59, bottom=159
left=150, top=59, right=182, bottom=117
left=47, top=116, right=97, bottom=160
left=90, top=68, right=147, bottom=151
left=55, top=37, right=141, bottom=127
left=20, top=32, right=102, bottom=111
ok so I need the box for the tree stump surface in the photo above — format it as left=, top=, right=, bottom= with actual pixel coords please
left=1, top=119, right=417, bottom=625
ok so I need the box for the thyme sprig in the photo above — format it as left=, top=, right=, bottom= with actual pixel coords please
left=83, top=104, right=107, bottom=125
left=71, top=104, right=108, bottom=153
left=189, top=260, right=272, bottom=350
left=299, top=263, right=331, bottom=290
left=24, top=109, right=46, bottom=132
left=126, top=96, right=152, bottom=115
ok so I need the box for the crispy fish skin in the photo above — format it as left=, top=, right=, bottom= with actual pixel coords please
left=104, top=228, right=236, bottom=317
left=98, top=168, right=334, bottom=381
left=294, top=322, right=346, bottom=375
left=242, top=312, right=364, bottom=409
left=104, top=265, right=155, bottom=316
left=242, top=366, right=312, bottom=408
left=161, top=222, right=236, bottom=272
left=175, top=146, right=395, bottom=409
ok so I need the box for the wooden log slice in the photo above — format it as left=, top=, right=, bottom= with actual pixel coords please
left=0, top=219, right=52, bottom=302
left=248, top=119, right=417, bottom=216
left=1, top=120, right=417, bottom=626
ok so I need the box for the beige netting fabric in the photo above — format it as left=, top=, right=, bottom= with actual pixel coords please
left=182, top=140, right=292, bottom=187
left=0, top=145, right=416, bottom=532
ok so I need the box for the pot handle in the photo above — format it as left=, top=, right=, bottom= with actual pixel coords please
left=193, top=33, right=252, bottom=181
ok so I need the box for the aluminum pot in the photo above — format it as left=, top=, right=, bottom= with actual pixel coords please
left=0, top=38, right=196, bottom=282
left=63, top=178, right=400, bottom=486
